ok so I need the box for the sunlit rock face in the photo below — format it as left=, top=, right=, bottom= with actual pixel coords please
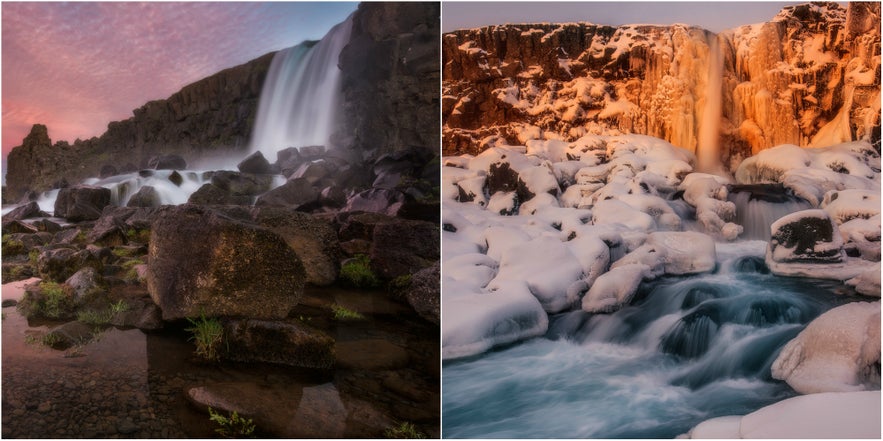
left=442, top=2, right=881, bottom=169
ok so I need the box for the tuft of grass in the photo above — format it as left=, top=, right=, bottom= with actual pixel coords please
left=25, top=332, right=63, bottom=349
left=384, top=422, right=427, bottom=439
left=186, top=314, right=224, bottom=362
left=125, top=228, right=151, bottom=244
left=76, top=309, right=113, bottom=326
left=110, top=299, right=129, bottom=314
left=208, top=407, right=255, bottom=439
left=331, top=304, right=365, bottom=321
left=28, top=249, right=40, bottom=266
left=120, top=259, right=144, bottom=282
left=388, top=274, right=412, bottom=299
left=339, top=254, right=380, bottom=289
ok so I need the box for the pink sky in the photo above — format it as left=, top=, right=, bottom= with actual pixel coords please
left=2, top=2, right=356, bottom=166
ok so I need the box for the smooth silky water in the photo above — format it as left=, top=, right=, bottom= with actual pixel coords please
left=442, top=252, right=860, bottom=438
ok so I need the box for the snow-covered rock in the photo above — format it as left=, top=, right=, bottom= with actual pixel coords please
left=839, top=214, right=881, bottom=261
left=767, top=209, right=843, bottom=264
left=488, top=236, right=585, bottom=313
left=821, top=189, right=881, bottom=225
left=847, top=266, right=881, bottom=297
left=681, top=175, right=743, bottom=240
left=442, top=279, right=549, bottom=360
left=771, top=301, right=881, bottom=394
left=683, top=391, right=881, bottom=439
left=581, top=263, right=650, bottom=313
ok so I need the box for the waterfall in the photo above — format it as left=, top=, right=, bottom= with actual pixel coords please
left=728, top=184, right=813, bottom=240
left=697, top=33, right=725, bottom=175
left=249, top=15, right=354, bottom=162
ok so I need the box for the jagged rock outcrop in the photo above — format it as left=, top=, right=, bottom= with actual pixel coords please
left=442, top=2, right=880, bottom=170
left=336, top=2, right=440, bottom=162
left=5, top=52, right=274, bottom=201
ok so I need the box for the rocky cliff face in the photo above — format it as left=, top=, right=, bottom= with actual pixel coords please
left=6, top=52, right=274, bottom=201
left=336, top=2, right=440, bottom=162
left=442, top=2, right=880, bottom=170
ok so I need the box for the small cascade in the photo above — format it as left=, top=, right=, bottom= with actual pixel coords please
left=728, top=184, right=813, bottom=240
left=249, top=15, right=354, bottom=162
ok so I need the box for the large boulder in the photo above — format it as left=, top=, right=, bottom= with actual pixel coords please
left=768, top=209, right=843, bottom=264
left=772, top=301, right=880, bottom=394
left=210, top=171, right=274, bottom=196
left=251, top=207, right=341, bottom=287
left=146, top=205, right=307, bottom=320
left=54, top=185, right=112, bottom=221
left=126, top=185, right=161, bottom=207
left=237, top=151, right=275, bottom=174
left=37, top=248, right=102, bottom=283
left=187, top=183, right=253, bottom=205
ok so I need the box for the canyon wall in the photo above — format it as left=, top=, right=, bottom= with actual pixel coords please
left=442, top=2, right=881, bottom=170
left=6, top=53, right=274, bottom=200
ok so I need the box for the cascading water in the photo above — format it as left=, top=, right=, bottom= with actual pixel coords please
left=443, top=249, right=860, bottom=438
left=249, top=15, right=354, bottom=162
left=697, top=33, right=725, bottom=175
left=728, top=184, right=813, bottom=240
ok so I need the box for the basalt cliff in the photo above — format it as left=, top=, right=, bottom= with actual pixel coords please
left=442, top=2, right=881, bottom=169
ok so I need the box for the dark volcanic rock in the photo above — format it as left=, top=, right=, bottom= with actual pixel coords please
left=146, top=204, right=307, bottom=320
left=223, top=319, right=335, bottom=368
left=168, top=171, right=183, bottom=186
left=345, top=188, right=406, bottom=215
left=126, top=185, right=161, bottom=208
left=250, top=207, right=341, bottom=287
left=336, top=2, right=440, bottom=162
left=406, top=261, right=440, bottom=325
left=769, top=209, right=843, bottom=263
left=254, top=178, right=319, bottom=208
left=2, top=201, right=47, bottom=221
left=148, top=154, right=187, bottom=170
left=237, top=151, right=275, bottom=174
left=369, top=218, right=439, bottom=279
left=188, top=183, right=253, bottom=205
left=1, top=219, right=39, bottom=235
left=211, top=171, right=274, bottom=195
left=37, top=248, right=102, bottom=283
left=54, top=185, right=112, bottom=222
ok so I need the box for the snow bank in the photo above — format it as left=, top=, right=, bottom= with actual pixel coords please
left=581, top=263, right=650, bottom=313
left=684, top=391, right=881, bottom=439
left=772, top=301, right=881, bottom=394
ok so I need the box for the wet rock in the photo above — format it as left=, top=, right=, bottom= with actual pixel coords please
left=237, top=151, right=274, bottom=174
left=31, top=218, right=62, bottom=233
left=168, top=171, right=183, bottom=187
left=406, top=261, right=440, bottom=325
left=210, top=171, right=274, bottom=196
left=250, top=207, right=341, bottom=287
left=254, top=178, right=319, bottom=208
left=127, top=186, right=161, bottom=208
left=187, top=183, right=253, bottom=205
left=2, top=201, right=47, bottom=221
left=275, top=147, right=303, bottom=173
left=186, top=382, right=299, bottom=438
left=336, top=211, right=396, bottom=242
left=223, top=319, right=335, bottom=368
left=147, top=154, right=187, bottom=170
left=318, top=185, right=347, bottom=208
left=147, top=204, right=307, bottom=320
left=298, top=145, right=326, bottom=160
left=289, top=161, right=332, bottom=185
left=54, top=185, right=112, bottom=222
left=370, top=218, right=439, bottom=279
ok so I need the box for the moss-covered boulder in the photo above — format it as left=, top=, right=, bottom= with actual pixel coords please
left=146, top=204, right=307, bottom=320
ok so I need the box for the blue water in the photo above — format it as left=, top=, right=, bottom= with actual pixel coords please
left=443, top=261, right=856, bottom=438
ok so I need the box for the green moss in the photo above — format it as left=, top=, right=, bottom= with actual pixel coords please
left=2, top=235, right=26, bottom=255
left=28, top=249, right=40, bottom=266
left=339, top=254, right=380, bottom=289
left=383, top=422, right=427, bottom=439
left=331, top=304, right=365, bottom=321
left=19, top=281, right=75, bottom=319
left=120, top=258, right=144, bottom=282
left=125, top=228, right=151, bottom=244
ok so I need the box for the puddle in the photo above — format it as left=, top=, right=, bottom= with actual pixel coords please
left=2, top=280, right=439, bottom=438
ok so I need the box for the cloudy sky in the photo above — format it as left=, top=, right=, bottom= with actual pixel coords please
left=442, top=2, right=807, bottom=33
left=2, top=2, right=357, bottom=163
